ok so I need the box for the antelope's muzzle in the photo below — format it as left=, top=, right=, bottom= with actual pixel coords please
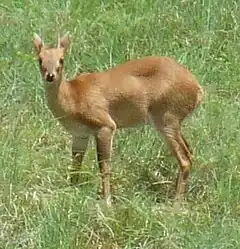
left=45, top=73, right=56, bottom=82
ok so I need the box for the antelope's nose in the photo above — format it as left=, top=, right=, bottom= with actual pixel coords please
left=46, top=73, right=56, bottom=82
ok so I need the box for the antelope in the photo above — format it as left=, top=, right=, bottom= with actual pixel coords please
left=33, top=32, right=204, bottom=209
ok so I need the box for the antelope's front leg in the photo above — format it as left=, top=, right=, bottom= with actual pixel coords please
left=95, top=126, right=115, bottom=206
left=70, top=135, right=90, bottom=185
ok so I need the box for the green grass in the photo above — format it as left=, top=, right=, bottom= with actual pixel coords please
left=1, top=0, right=240, bottom=248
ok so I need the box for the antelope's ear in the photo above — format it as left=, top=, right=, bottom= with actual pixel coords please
left=58, top=32, right=71, bottom=53
left=33, top=33, right=44, bottom=54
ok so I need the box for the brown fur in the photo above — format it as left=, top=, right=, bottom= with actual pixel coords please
left=33, top=32, right=204, bottom=208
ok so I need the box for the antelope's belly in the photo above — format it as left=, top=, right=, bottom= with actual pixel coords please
left=58, top=117, right=91, bottom=137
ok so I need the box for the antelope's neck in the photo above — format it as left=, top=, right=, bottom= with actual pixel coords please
left=44, top=76, right=66, bottom=119
left=44, top=75, right=91, bottom=136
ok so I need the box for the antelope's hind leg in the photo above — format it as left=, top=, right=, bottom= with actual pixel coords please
left=150, top=113, right=193, bottom=209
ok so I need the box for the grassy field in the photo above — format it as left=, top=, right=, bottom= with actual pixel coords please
left=1, top=0, right=240, bottom=248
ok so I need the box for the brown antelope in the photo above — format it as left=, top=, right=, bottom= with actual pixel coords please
left=33, top=32, right=204, bottom=208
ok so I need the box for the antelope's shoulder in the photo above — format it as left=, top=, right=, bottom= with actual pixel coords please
left=59, top=73, right=106, bottom=112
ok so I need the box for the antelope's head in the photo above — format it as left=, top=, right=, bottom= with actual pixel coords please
left=33, top=32, right=71, bottom=83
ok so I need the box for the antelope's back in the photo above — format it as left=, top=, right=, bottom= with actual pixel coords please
left=106, top=56, right=202, bottom=103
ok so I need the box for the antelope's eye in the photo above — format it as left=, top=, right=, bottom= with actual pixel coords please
left=59, top=58, right=64, bottom=65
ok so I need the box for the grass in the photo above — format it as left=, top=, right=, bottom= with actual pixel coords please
left=1, top=0, right=240, bottom=248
